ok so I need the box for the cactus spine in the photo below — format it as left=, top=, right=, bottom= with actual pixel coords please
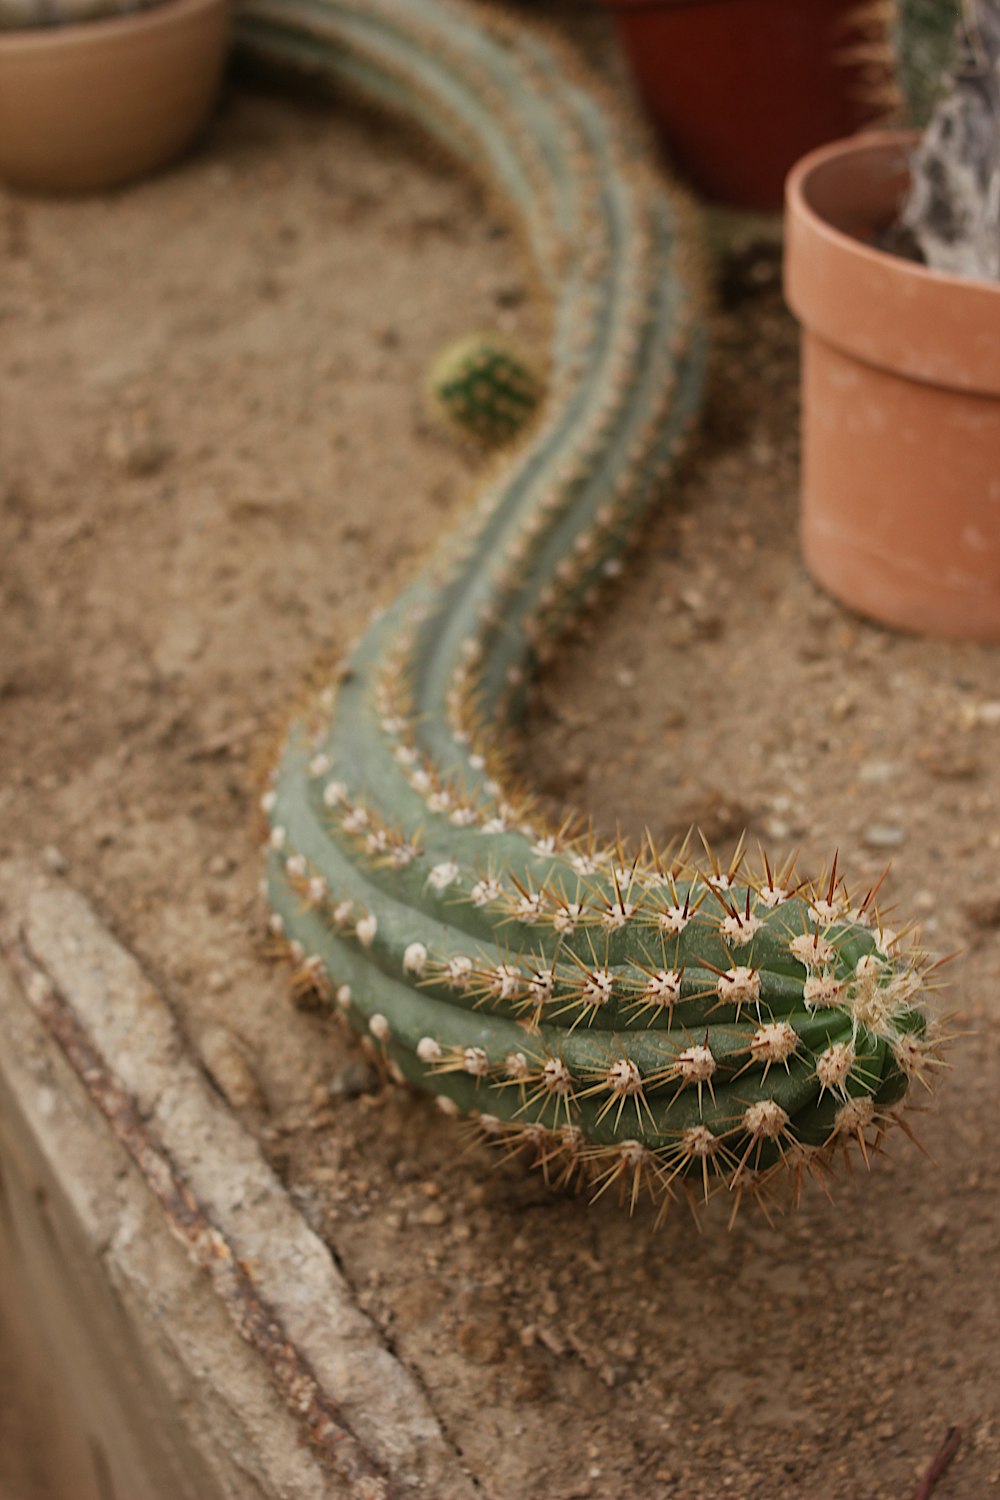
left=239, top=0, right=941, bottom=1220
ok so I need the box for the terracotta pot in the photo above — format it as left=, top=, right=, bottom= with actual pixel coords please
left=600, top=0, right=885, bottom=210
left=784, top=132, right=1000, bottom=641
left=0, top=0, right=230, bottom=192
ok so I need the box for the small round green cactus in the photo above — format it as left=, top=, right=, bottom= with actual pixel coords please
left=427, top=333, right=543, bottom=446
left=240, top=0, right=944, bottom=1223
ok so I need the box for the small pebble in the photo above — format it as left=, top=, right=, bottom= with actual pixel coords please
left=494, top=280, right=525, bottom=308
left=859, top=760, right=900, bottom=784
left=924, top=747, right=980, bottom=781
left=695, top=612, right=725, bottom=641
left=665, top=617, right=697, bottom=649
left=105, top=416, right=172, bottom=478
left=42, top=845, right=67, bottom=875
left=198, top=1024, right=266, bottom=1112
left=863, top=824, right=907, bottom=850
left=966, top=894, right=1000, bottom=930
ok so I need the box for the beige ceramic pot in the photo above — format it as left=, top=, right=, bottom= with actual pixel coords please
left=0, top=0, right=230, bottom=192
left=784, top=132, right=1000, bottom=641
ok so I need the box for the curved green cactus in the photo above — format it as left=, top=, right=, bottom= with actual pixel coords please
left=427, top=332, right=544, bottom=447
left=239, top=0, right=942, bottom=1220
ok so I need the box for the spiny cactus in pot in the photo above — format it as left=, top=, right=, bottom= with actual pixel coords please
left=785, top=0, right=1000, bottom=637
left=889, top=0, right=962, bottom=124
left=850, top=0, right=998, bottom=277
left=900, top=0, right=1000, bottom=280
left=239, top=0, right=945, bottom=1224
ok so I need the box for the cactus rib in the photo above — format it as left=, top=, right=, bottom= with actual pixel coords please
left=240, top=0, right=942, bottom=1220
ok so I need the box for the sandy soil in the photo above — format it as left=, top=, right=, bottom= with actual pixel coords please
left=2, top=57, right=999, bottom=1500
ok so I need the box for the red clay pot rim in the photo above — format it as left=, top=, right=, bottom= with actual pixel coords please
left=0, top=0, right=225, bottom=55
left=600, top=1, right=762, bottom=9
left=785, top=130, right=1000, bottom=396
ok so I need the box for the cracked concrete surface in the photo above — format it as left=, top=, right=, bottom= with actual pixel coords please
left=0, top=860, right=476, bottom=1500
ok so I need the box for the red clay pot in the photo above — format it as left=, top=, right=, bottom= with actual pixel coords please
left=601, top=0, right=885, bottom=210
left=784, top=132, right=1000, bottom=641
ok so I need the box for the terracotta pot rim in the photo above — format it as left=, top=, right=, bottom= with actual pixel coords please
left=785, top=130, right=1000, bottom=396
left=0, top=0, right=225, bottom=55
left=786, top=130, right=1000, bottom=297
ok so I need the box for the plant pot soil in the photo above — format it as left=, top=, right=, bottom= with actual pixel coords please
left=0, top=0, right=230, bottom=192
left=601, top=0, right=887, bottom=210
left=784, top=131, right=1000, bottom=641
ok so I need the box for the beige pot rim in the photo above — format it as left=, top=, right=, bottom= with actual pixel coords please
left=784, top=130, right=1000, bottom=397
left=0, top=0, right=224, bottom=55
left=0, top=0, right=229, bottom=191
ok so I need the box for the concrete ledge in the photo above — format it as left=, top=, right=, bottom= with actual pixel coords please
left=0, top=861, right=475, bottom=1500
